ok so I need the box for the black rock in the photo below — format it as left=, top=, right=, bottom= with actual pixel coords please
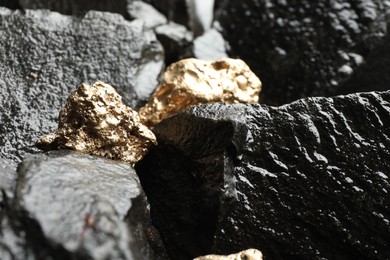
left=136, top=90, right=390, bottom=259
left=18, top=0, right=128, bottom=17
left=12, top=150, right=162, bottom=259
left=0, top=8, right=164, bottom=162
left=215, top=0, right=390, bottom=105
left=0, top=0, right=20, bottom=9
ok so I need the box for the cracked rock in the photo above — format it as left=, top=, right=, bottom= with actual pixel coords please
left=37, top=81, right=156, bottom=165
left=216, top=0, right=390, bottom=105
left=136, top=90, right=390, bottom=259
left=139, top=58, right=262, bottom=127
left=0, top=8, right=163, bottom=162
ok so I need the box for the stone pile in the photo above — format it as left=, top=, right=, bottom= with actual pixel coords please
left=1, top=1, right=390, bottom=260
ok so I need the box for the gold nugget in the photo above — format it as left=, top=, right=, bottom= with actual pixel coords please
left=139, top=58, right=262, bottom=127
left=36, top=81, right=156, bottom=165
left=194, top=249, right=263, bottom=260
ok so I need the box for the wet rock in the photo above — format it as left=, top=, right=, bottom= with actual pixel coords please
left=13, top=150, right=159, bottom=259
left=19, top=0, right=128, bottom=17
left=155, top=22, right=194, bottom=65
left=127, top=1, right=167, bottom=30
left=216, top=0, right=390, bottom=105
left=136, top=90, right=390, bottom=259
left=0, top=8, right=164, bottom=162
left=37, top=81, right=156, bottom=165
left=194, top=249, right=263, bottom=260
left=139, top=58, right=262, bottom=127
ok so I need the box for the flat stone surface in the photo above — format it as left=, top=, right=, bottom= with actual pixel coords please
left=0, top=8, right=164, bottom=162
left=137, top=90, right=390, bottom=259
left=15, top=150, right=156, bottom=259
left=216, top=0, right=390, bottom=105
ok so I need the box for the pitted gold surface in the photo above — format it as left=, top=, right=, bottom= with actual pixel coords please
left=194, top=249, right=263, bottom=260
left=36, top=81, right=156, bottom=164
left=139, top=58, right=262, bottom=127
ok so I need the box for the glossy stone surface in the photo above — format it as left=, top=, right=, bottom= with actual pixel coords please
left=14, top=150, right=157, bottom=259
left=216, top=0, right=390, bottom=105
left=137, top=90, right=390, bottom=259
left=0, top=8, right=164, bottom=162
left=37, top=81, right=156, bottom=165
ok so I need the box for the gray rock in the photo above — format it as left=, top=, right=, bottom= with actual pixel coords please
left=155, top=22, right=193, bottom=65
left=13, top=150, right=159, bottom=259
left=0, top=157, right=34, bottom=260
left=18, top=0, right=128, bottom=17
left=0, top=157, right=17, bottom=199
left=127, top=1, right=167, bottom=30
left=136, top=90, right=390, bottom=259
left=193, top=27, right=228, bottom=60
left=142, top=0, right=189, bottom=28
left=0, top=8, right=164, bottom=162
left=215, top=0, right=390, bottom=105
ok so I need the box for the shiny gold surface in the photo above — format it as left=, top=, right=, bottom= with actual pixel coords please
left=139, top=58, right=262, bottom=127
left=36, top=81, right=156, bottom=164
left=194, top=249, right=263, bottom=260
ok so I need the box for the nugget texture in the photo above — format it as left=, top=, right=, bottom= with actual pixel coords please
left=37, top=81, right=156, bottom=164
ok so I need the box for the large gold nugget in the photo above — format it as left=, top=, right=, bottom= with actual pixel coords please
left=194, top=249, right=263, bottom=260
left=36, top=81, right=156, bottom=165
left=139, top=58, right=262, bottom=127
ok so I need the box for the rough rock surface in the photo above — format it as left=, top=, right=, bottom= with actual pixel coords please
left=37, top=81, right=156, bottom=165
left=12, top=150, right=159, bottom=259
left=195, top=249, right=263, bottom=260
left=139, top=58, right=262, bottom=127
left=0, top=8, right=164, bottom=162
left=216, top=0, right=390, bottom=105
left=137, top=90, right=390, bottom=259
left=19, top=0, right=128, bottom=17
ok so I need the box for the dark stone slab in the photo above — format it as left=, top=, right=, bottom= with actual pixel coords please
left=19, top=0, right=128, bottom=17
left=215, top=0, right=390, bottom=105
left=13, top=150, right=160, bottom=259
left=0, top=8, right=164, bottom=162
left=136, top=90, right=390, bottom=259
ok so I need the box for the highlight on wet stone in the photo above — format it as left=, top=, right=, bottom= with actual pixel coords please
left=139, top=58, right=262, bottom=127
left=36, top=81, right=156, bottom=165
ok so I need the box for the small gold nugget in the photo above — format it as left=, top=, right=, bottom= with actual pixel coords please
left=139, top=58, right=262, bottom=127
left=36, top=81, right=156, bottom=165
